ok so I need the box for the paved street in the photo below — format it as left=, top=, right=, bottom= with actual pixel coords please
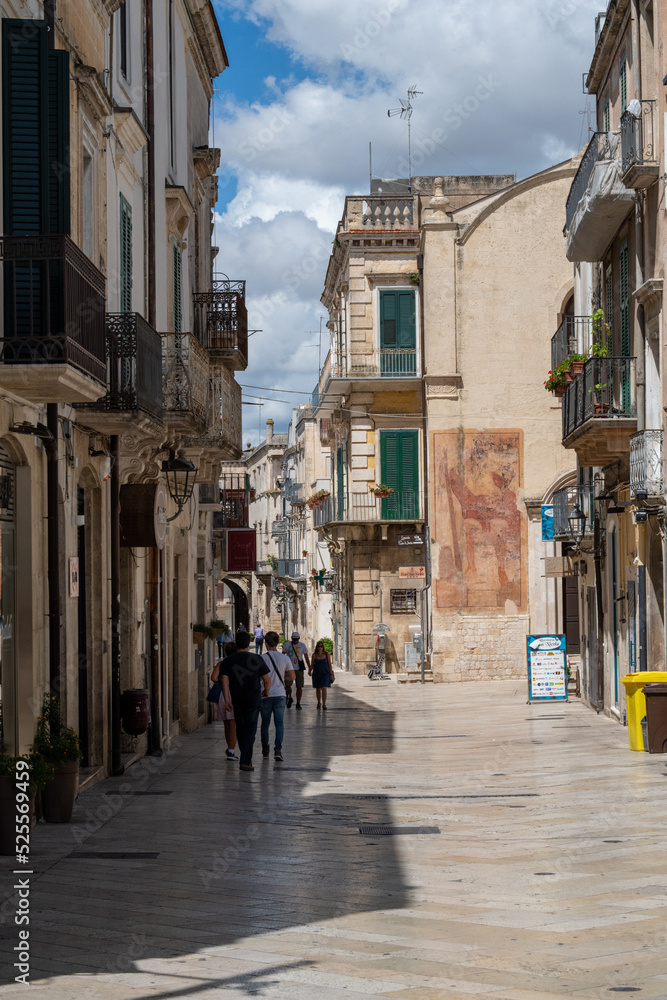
left=1, top=676, right=667, bottom=999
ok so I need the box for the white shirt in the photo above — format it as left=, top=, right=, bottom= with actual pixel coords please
left=282, top=640, right=308, bottom=668
left=262, top=650, right=293, bottom=698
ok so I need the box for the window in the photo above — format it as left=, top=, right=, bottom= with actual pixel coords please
left=605, top=263, right=613, bottom=339
left=82, top=151, right=94, bottom=260
left=603, top=97, right=610, bottom=133
left=120, top=194, right=132, bottom=313
left=619, top=239, right=629, bottom=356
left=119, top=1, right=128, bottom=80
left=380, top=430, right=419, bottom=519
left=390, top=589, right=417, bottom=614
left=620, top=53, right=627, bottom=114
left=172, top=238, right=182, bottom=332
left=379, top=289, right=416, bottom=375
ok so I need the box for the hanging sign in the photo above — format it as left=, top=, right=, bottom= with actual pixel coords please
left=526, top=634, right=568, bottom=703
left=399, top=566, right=426, bottom=579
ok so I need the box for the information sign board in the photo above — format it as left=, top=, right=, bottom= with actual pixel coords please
left=526, top=634, right=567, bottom=702
left=399, top=566, right=426, bottom=579
left=397, top=533, right=424, bottom=546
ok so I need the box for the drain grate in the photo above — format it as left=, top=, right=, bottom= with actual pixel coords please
left=69, top=852, right=159, bottom=859
left=359, top=825, right=440, bottom=836
left=608, top=989, right=641, bottom=993
left=534, top=872, right=556, bottom=876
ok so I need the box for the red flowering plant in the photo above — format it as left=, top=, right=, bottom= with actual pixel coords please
left=544, top=366, right=567, bottom=392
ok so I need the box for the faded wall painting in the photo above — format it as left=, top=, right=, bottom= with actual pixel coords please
left=433, top=430, right=526, bottom=612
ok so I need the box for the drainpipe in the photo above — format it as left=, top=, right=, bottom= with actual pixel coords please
left=44, top=407, right=60, bottom=697
left=148, top=547, right=161, bottom=754
left=110, top=435, right=124, bottom=775
left=417, top=249, right=431, bottom=679
left=145, top=0, right=156, bottom=326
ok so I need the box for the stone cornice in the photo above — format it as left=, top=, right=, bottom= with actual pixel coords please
left=586, top=0, right=630, bottom=95
left=186, top=0, right=228, bottom=79
left=634, top=277, right=663, bottom=312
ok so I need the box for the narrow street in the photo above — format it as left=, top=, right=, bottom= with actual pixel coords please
left=1, top=678, right=666, bottom=999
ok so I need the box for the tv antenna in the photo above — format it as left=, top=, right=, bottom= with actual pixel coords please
left=388, top=85, right=423, bottom=192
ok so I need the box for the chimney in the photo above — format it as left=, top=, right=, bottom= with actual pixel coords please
left=266, top=418, right=274, bottom=443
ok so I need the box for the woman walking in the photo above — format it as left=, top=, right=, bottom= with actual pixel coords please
left=210, top=641, right=238, bottom=760
left=309, top=641, right=334, bottom=709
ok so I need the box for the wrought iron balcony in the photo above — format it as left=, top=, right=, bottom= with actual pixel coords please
left=331, top=348, right=419, bottom=378
left=78, top=313, right=162, bottom=421
left=630, top=430, right=664, bottom=498
left=193, top=278, right=248, bottom=370
left=565, top=132, right=634, bottom=262
left=271, top=517, right=288, bottom=536
left=314, top=490, right=421, bottom=527
left=551, top=316, right=592, bottom=370
left=552, top=485, right=595, bottom=540
left=566, top=133, right=610, bottom=230
left=562, top=357, right=637, bottom=463
left=0, top=234, right=106, bottom=401
left=162, top=333, right=209, bottom=430
left=621, top=100, right=659, bottom=189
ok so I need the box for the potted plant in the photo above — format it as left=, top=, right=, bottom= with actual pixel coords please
left=209, top=620, right=230, bottom=637
left=591, top=309, right=610, bottom=357
left=589, top=382, right=609, bottom=414
left=192, top=623, right=214, bottom=643
left=267, top=554, right=279, bottom=571
left=306, top=489, right=330, bottom=509
left=0, top=752, right=53, bottom=853
left=544, top=369, right=567, bottom=396
left=369, top=483, right=394, bottom=498
left=32, top=696, right=82, bottom=824
left=566, top=352, right=587, bottom=376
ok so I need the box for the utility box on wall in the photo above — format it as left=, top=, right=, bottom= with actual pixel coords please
left=226, top=528, right=256, bottom=572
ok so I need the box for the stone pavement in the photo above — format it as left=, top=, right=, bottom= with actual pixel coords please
left=1, top=676, right=667, bottom=999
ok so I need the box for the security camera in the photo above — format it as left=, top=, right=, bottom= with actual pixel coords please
left=634, top=510, right=649, bottom=524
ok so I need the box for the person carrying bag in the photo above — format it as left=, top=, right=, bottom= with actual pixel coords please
left=260, top=631, right=295, bottom=762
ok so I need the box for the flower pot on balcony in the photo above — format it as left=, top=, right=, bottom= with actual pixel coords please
left=594, top=402, right=609, bottom=415
left=563, top=370, right=574, bottom=383
left=374, top=491, right=392, bottom=499
left=41, top=760, right=79, bottom=824
left=554, top=384, right=567, bottom=398
left=569, top=361, right=585, bottom=376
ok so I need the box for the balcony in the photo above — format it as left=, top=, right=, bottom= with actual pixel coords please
left=76, top=314, right=162, bottom=430
left=193, top=279, right=248, bottom=370
left=205, top=363, right=242, bottom=458
left=630, top=430, right=664, bottom=498
left=256, top=559, right=274, bottom=576
left=0, top=235, right=106, bottom=402
left=562, top=357, right=637, bottom=465
left=271, top=517, right=288, bottom=537
left=331, top=348, right=419, bottom=380
left=552, top=485, right=595, bottom=540
left=621, top=101, right=659, bottom=189
left=565, top=132, right=634, bottom=263
left=277, top=558, right=306, bottom=579
left=342, top=195, right=416, bottom=231
left=162, top=333, right=209, bottom=434
left=551, top=316, right=592, bottom=370
left=314, top=490, right=421, bottom=527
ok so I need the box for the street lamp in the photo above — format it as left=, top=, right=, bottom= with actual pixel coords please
left=568, top=504, right=587, bottom=548
left=162, top=449, right=198, bottom=521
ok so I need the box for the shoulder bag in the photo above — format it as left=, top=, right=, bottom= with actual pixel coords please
left=266, top=651, right=286, bottom=692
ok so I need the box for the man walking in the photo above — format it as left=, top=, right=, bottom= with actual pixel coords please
left=221, top=631, right=270, bottom=772
left=282, top=631, right=310, bottom=710
left=260, top=631, right=295, bottom=762
left=254, top=623, right=265, bottom=655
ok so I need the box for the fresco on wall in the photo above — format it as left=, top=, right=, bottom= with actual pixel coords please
left=434, top=430, right=525, bottom=611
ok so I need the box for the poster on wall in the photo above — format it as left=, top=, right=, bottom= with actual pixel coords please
left=526, top=634, right=567, bottom=703
left=541, top=505, right=554, bottom=541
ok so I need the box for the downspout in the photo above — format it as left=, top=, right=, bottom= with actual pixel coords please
left=417, top=243, right=430, bottom=681
left=110, top=435, right=124, bottom=775
left=594, top=515, right=605, bottom=710
left=145, top=0, right=156, bottom=327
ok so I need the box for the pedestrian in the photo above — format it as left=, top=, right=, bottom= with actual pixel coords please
left=282, top=631, right=310, bottom=710
left=309, top=640, right=335, bottom=709
left=220, top=631, right=270, bottom=772
left=254, top=622, right=265, bottom=655
left=210, top=641, right=238, bottom=760
left=260, top=631, right=295, bottom=762
left=235, top=622, right=247, bottom=640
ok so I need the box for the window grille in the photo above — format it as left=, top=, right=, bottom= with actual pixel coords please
left=390, top=589, right=417, bottom=614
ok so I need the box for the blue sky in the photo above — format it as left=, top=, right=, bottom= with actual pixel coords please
left=210, top=0, right=603, bottom=446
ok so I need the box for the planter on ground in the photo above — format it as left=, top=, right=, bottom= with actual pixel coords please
left=41, top=760, right=80, bottom=823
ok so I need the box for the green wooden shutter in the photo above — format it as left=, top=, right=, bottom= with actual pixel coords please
left=603, top=99, right=610, bottom=133
left=380, top=290, right=416, bottom=375
left=2, top=20, right=49, bottom=234
left=380, top=430, right=419, bottom=519
left=120, top=194, right=133, bottom=313
left=172, top=239, right=182, bottom=332
left=47, top=49, right=70, bottom=235
left=620, top=54, right=627, bottom=115
left=336, top=446, right=345, bottom=520
left=619, top=240, right=629, bottom=356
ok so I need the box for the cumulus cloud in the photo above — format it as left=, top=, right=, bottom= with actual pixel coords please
left=212, top=0, right=603, bottom=439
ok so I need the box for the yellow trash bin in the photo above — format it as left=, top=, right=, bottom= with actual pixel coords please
left=620, top=672, right=667, bottom=751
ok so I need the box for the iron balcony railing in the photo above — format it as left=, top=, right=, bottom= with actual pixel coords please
left=81, top=313, right=162, bottom=417
left=162, top=333, right=209, bottom=426
left=552, top=485, right=595, bottom=540
left=193, top=279, right=248, bottom=367
left=551, top=316, right=593, bottom=370
left=312, top=384, right=320, bottom=410
left=0, top=234, right=106, bottom=383
left=277, top=558, right=306, bottom=579
left=313, top=490, right=421, bottom=527
left=630, top=429, right=664, bottom=497
left=331, top=348, right=419, bottom=378
left=562, top=357, right=636, bottom=441
left=621, top=100, right=657, bottom=175
left=566, top=132, right=612, bottom=230
left=271, top=517, right=288, bottom=536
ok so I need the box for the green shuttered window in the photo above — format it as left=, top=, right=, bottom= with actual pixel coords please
left=380, top=289, right=416, bottom=376
left=620, top=54, right=627, bottom=115
left=120, top=194, right=133, bottom=313
left=172, top=239, right=182, bottom=332
left=380, top=430, right=419, bottom=520
left=619, top=239, right=629, bottom=357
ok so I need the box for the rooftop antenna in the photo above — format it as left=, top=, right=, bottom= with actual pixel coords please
left=388, top=85, right=423, bottom=193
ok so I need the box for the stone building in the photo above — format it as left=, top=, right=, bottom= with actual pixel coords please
left=313, top=171, right=578, bottom=679
left=557, top=0, right=666, bottom=722
left=0, top=0, right=244, bottom=776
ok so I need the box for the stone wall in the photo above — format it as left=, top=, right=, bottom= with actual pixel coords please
left=433, top=614, right=530, bottom=682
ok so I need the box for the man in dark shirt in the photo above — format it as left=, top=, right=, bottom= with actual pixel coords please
left=221, top=631, right=270, bottom=771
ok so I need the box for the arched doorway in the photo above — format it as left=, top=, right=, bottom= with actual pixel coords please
left=225, top=577, right=250, bottom=632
